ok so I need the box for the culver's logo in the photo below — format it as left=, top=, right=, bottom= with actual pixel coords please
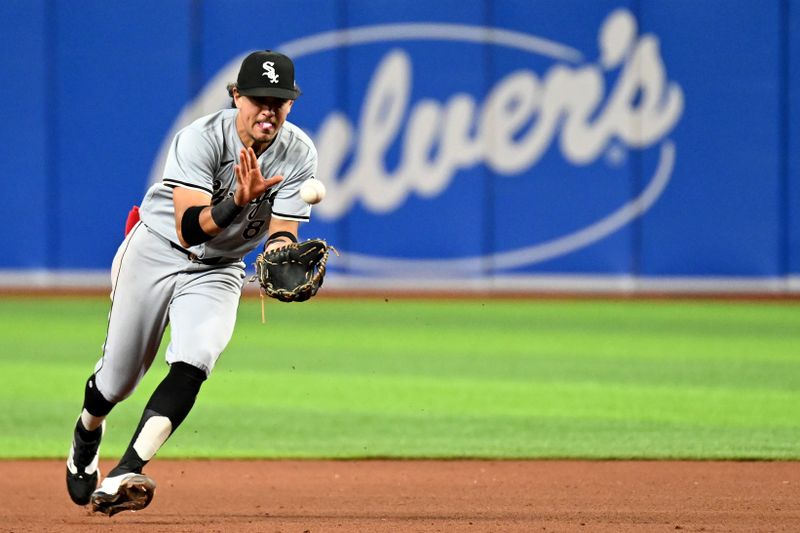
left=149, top=9, right=683, bottom=273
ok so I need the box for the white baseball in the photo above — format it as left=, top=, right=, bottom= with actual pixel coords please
left=300, top=179, right=326, bottom=205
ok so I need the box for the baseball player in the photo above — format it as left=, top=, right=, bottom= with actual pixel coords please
left=65, top=50, right=316, bottom=515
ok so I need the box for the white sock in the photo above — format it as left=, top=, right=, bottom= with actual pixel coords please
left=80, top=409, right=105, bottom=432
left=133, top=416, right=172, bottom=461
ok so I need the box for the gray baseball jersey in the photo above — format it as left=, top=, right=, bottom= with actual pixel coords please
left=139, top=108, right=317, bottom=260
left=93, top=108, right=317, bottom=402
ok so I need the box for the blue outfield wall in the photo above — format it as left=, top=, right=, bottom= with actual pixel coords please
left=0, top=0, right=798, bottom=291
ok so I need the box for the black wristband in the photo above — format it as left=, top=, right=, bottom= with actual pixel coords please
left=267, top=231, right=298, bottom=243
left=210, top=196, right=244, bottom=228
left=181, top=206, right=214, bottom=246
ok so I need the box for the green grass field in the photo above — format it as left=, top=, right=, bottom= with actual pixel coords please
left=1, top=296, right=798, bottom=460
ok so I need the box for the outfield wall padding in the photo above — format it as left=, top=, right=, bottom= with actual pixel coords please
left=1, top=0, right=798, bottom=290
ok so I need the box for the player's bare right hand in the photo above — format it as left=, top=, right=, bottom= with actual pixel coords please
left=234, top=147, right=283, bottom=206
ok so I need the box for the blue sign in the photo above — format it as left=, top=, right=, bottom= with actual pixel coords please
left=0, top=0, right=798, bottom=290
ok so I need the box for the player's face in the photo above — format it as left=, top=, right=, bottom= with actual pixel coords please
left=234, top=91, right=294, bottom=149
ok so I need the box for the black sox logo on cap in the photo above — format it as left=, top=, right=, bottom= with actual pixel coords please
left=237, top=50, right=300, bottom=100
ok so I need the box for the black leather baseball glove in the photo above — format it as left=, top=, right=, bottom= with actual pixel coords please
left=254, top=239, right=334, bottom=302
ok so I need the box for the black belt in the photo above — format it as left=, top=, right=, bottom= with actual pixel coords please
left=169, top=241, right=238, bottom=265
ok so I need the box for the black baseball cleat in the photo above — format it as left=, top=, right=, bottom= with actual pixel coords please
left=90, top=473, right=157, bottom=516
left=66, top=420, right=105, bottom=505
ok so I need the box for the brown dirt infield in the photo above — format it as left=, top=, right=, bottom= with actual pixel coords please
left=2, top=460, right=798, bottom=532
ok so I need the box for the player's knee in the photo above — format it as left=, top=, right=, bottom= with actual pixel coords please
left=168, top=361, right=208, bottom=392
left=83, top=374, right=116, bottom=416
left=92, top=371, right=140, bottom=404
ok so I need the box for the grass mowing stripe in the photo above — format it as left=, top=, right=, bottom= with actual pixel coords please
left=0, top=297, right=798, bottom=459
left=202, top=371, right=800, bottom=427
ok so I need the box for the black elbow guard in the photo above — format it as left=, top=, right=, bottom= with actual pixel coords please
left=181, top=206, right=214, bottom=246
